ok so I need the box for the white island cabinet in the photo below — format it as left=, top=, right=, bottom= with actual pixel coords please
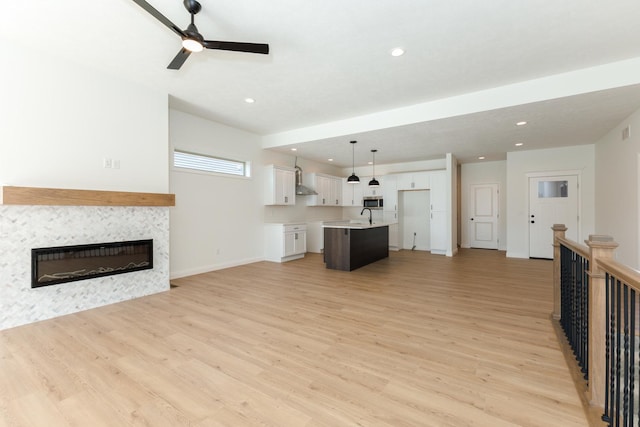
left=264, top=165, right=295, bottom=206
left=265, top=223, right=307, bottom=262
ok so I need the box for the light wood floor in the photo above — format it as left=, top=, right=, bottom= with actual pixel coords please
left=0, top=249, right=590, bottom=426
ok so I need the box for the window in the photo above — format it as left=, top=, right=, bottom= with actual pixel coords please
left=538, top=180, right=568, bottom=198
left=173, top=149, right=250, bottom=177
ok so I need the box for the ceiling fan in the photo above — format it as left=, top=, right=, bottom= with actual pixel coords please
left=132, top=0, right=270, bottom=70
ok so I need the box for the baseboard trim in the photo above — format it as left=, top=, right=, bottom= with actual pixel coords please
left=170, top=257, right=264, bottom=279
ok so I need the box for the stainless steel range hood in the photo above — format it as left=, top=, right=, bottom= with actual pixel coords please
left=294, top=159, right=317, bottom=196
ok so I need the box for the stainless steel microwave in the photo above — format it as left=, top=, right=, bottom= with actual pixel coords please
left=363, top=196, right=383, bottom=209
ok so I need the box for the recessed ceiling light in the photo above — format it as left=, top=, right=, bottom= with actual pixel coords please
left=516, top=121, right=527, bottom=126
left=478, top=156, right=486, bottom=160
left=515, top=142, right=524, bottom=146
left=244, top=98, right=255, bottom=104
left=368, top=161, right=373, bottom=165
left=328, top=158, right=334, bottom=162
left=391, top=47, right=405, bottom=57
left=290, top=148, right=297, bottom=151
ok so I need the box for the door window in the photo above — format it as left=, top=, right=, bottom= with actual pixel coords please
left=538, top=180, right=568, bottom=198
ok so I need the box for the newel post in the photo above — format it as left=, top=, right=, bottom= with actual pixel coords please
left=552, top=224, right=567, bottom=320
left=585, top=234, right=618, bottom=408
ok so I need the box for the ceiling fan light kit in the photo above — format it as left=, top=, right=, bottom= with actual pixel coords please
left=132, top=0, right=269, bottom=70
left=182, top=38, right=203, bottom=52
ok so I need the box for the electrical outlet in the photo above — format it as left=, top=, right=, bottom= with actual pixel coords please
left=103, top=158, right=112, bottom=168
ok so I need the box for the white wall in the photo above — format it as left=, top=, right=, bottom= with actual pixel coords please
left=595, top=108, right=640, bottom=269
left=0, top=40, right=168, bottom=193
left=461, top=160, right=507, bottom=250
left=169, top=110, right=266, bottom=278
left=506, top=145, right=595, bottom=258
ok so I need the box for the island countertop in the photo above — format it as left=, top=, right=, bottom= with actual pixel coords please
left=322, top=220, right=395, bottom=230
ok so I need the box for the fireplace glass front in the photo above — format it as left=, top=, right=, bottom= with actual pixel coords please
left=31, top=239, right=153, bottom=288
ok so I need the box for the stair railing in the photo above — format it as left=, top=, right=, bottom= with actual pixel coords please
left=553, top=224, right=640, bottom=427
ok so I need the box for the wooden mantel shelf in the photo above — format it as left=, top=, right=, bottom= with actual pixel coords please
left=0, top=186, right=175, bottom=207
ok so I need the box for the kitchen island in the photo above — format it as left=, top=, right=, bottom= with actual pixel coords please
left=322, top=221, right=389, bottom=271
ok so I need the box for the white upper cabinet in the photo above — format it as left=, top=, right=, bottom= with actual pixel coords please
left=265, top=165, right=295, bottom=205
left=306, top=173, right=342, bottom=206
left=381, top=174, right=398, bottom=212
left=342, top=178, right=364, bottom=207
left=397, top=171, right=430, bottom=190
left=361, top=176, right=383, bottom=197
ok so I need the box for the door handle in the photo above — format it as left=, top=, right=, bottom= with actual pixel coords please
left=531, top=220, right=535, bottom=223
left=470, top=218, right=474, bottom=221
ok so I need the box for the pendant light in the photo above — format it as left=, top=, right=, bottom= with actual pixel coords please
left=347, top=140, right=360, bottom=184
left=368, top=149, right=380, bottom=187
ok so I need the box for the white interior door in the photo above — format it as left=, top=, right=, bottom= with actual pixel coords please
left=529, top=175, right=579, bottom=259
left=469, top=183, right=499, bottom=249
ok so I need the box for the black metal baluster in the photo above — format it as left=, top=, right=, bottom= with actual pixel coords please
left=603, top=273, right=612, bottom=424
left=574, top=251, right=580, bottom=362
left=628, top=288, right=635, bottom=427
left=615, top=278, right=622, bottom=427
left=580, top=255, right=588, bottom=378
left=624, top=284, right=630, bottom=425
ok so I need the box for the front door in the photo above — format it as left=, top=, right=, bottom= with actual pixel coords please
left=469, top=183, right=499, bottom=249
left=529, top=175, right=579, bottom=259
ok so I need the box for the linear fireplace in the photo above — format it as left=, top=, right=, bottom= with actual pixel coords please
left=31, top=239, right=153, bottom=288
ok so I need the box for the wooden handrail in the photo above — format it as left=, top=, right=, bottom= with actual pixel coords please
left=557, top=235, right=590, bottom=259
left=598, top=257, right=640, bottom=292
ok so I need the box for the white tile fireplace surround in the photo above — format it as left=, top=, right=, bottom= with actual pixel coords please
left=0, top=204, right=170, bottom=330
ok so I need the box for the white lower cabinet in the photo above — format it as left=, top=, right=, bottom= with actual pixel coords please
left=265, top=223, right=307, bottom=262
left=388, top=223, right=399, bottom=251
left=383, top=211, right=399, bottom=251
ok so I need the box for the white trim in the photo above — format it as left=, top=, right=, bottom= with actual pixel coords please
left=170, top=256, right=263, bottom=280
left=525, top=169, right=582, bottom=178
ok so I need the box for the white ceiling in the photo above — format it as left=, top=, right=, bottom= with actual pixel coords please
left=3, top=0, right=640, bottom=167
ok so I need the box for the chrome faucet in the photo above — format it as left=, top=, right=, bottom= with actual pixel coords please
left=360, top=207, right=373, bottom=225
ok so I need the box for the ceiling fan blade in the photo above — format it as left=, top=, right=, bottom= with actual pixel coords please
left=202, top=40, right=269, bottom=55
left=131, top=0, right=185, bottom=38
left=167, top=48, right=191, bottom=70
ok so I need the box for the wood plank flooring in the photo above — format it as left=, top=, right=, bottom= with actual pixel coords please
left=0, top=249, right=590, bottom=426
